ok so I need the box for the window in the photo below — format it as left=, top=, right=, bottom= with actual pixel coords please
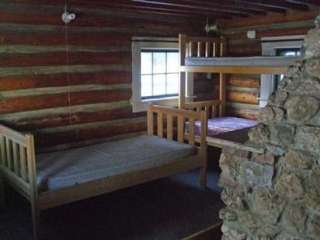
left=274, top=48, right=301, bottom=90
left=260, top=36, right=304, bottom=107
left=141, top=50, right=179, bottom=99
left=132, top=38, right=188, bottom=112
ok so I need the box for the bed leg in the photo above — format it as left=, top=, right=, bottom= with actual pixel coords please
left=200, top=153, right=208, bottom=188
left=31, top=201, right=40, bottom=240
left=0, top=176, right=5, bottom=208
left=200, top=166, right=208, bottom=188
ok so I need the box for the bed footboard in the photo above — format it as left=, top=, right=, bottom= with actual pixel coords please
left=0, top=124, right=39, bottom=238
left=148, top=105, right=208, bottom=186
left=148, top=105, right=207, bottom=147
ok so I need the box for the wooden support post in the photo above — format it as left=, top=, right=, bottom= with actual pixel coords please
left=219, top=73, right=226, bottom=117
left=179, top=72, right=186, bottom=109
left=179, top=34, right=186, bottom=66
left=179, top=34, right=187, bottom=109
left=0, top=174, right=5, bottom=208
left=219, top=36, right=226, bottom=117
left=199, top=111, right=208, bottom=188
left=147, top=107, right=154, bottom=136
left=26, top=135, right=40, bottom=240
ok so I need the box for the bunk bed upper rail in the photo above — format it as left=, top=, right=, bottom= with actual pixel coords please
left=179, top=34, right=226, bottom=66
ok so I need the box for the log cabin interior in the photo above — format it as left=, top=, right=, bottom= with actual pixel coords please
left=0, top=1, right=320, bottom=240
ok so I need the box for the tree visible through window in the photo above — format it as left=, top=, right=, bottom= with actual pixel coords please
left=141, top=50, right=179, bottom=99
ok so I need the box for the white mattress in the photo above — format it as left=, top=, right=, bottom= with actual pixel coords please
left=185, top=56, right=302, bottom=67
left=36, top=135, right=196, bottom=192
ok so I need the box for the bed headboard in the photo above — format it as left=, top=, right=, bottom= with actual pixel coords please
left=0, top=124, right=37, bottom=199
left=179, top=34, right=227, bottom=66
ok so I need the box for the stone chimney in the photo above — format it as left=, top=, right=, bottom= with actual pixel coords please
left=219, top=17, right=320, bottom=240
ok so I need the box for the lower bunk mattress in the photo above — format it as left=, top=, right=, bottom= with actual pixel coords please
left=37, top=135, right=197, bottom=192
left=191, top=117, right=257, bottom=142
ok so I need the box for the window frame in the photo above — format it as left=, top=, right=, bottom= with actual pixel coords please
left=260, top=35, right=304, bottom=108
left=131, top=37, right=193, bottom=113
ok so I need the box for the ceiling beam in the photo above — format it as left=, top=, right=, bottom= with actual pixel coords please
left=235, top=0, right=310, bottom=11
left=132, top=0, right=262, bottom=16
left=193, top=0, right=286, bottom=13
left=286, top=0, right=320, bottom=8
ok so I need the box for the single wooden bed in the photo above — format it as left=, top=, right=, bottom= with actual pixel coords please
left=178, top=34, right=297, bottom=147
left=0, top=105, right=207, bottom=240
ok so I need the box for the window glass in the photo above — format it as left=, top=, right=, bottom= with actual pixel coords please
left=141, top=75, right=152, bottom=97
left=153, top=74, right=166, bottom=96
left=167, top=73, right=179, bottom=94
left=275, top=48, right=301, bottom=88
left=153, top=52, right=166, bottom=74
left=167, top=52, right=179, bottom=73
left=141, top=52, right=152, bottom=74
left=140, top=50, right=179, bottom=99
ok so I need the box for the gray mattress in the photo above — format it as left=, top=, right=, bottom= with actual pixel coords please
left=37, top=135, right=197, bottom=192
left=185, top=56, right=302, bottom=67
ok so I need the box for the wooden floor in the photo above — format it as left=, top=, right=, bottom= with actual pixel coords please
left=0, top=168, right=223, bottom=240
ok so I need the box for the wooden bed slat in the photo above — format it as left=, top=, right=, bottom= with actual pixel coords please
left=189, top=118, right=195, bottom=145
left=147, top=110, right=154, bottom=136
left=178, top=115, right=184, bottom=143
left=167, top=115, right=173, bottom=141
left=19, top=145, right=27, bottom=181
left=205, top=42, right=210, bottom=58
left=12, top=142, right=19, bottom=176
left=213, top=42, right=216, bottom=57
left=0, top=136, right=6, bottom=167
left=6, top=138, right=12, bottom=170
left=157, top=112, right=164, bottom=138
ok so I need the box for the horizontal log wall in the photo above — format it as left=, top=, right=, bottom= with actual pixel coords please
left=214, top=10, right=318, bottom=120
left=0, top=1, right=203, bottom=152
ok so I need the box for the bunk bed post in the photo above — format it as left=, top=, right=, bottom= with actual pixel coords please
left=0, top=173, right=4, bottom=208
left=219, top=36, right=227, bottom=117
left=179, top=34, right=187, bottom=109
left=199, top=111, right=208, bottom=187
left=219, top=73, right=226, bottom=116
left=147, top=107, right=154, bottom=136
left=180, top=73, right=186, bottom=109
left=0, top=137, right=5, bottom=208
left=26, top=134, right=40, bottom=240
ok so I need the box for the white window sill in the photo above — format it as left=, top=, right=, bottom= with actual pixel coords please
left=132, top=97, right=178, bottom=112
left=142, top=96, right=178, bottom=102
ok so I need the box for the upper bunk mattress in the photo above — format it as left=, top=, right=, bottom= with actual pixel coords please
left=185, top=56, right=302, bottom=67
left=37, top=135, right=196, bottom=192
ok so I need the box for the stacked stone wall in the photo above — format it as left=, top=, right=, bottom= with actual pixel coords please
left=219, top=20, right=320, bottom=240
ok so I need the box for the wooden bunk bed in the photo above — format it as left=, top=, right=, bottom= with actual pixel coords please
left=178, top=34, right=301, bottom=147
left=0, top=105, right=207, bottom=240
